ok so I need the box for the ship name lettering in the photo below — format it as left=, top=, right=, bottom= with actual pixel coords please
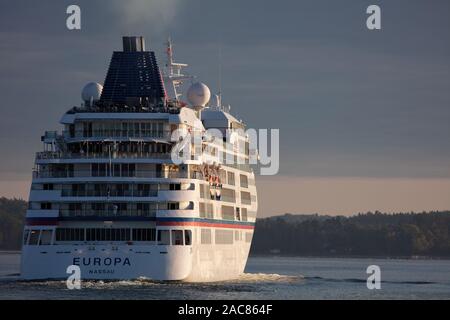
left=72, top=257, right=131, bottom=267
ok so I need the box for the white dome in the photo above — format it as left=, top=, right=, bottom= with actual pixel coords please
left=186, top=82, right=211, bottom=107
left=81, top=82, right=103, bottom=102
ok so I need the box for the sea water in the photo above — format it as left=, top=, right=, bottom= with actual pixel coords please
left=0, top=252, right=449, bottom=299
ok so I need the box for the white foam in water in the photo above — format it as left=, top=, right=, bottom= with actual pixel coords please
left=236, top=273, right=303, bottom=283
left=83, top=273, right=303, bottom=286
left=38, top=273, right=303, bottom=289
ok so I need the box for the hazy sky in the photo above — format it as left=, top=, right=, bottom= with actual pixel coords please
left=0, top=0, right=449, bottom=216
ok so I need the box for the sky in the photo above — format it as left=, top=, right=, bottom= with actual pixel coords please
left=0, top=0, right=449, bottom=216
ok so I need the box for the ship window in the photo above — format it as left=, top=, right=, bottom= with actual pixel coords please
left=169, top=183, right=181, bottom=190
left=132, top=228, right=155, bottom=241
left=221, top=188, right=235, bottom=203
left=157, top=230, right=170, bottom=245
left=167, top=202, right=179, bottom=210
left=145, top=123, right=151, bottom=136
left=129, top=164, right=136, bottom=176
left=171, top=230, right=183, bottom=245
left=200, top=229, right=211, bottom=244
left=206, top=204, right=214, bottom=219
left=92, top=163, right=98, bottom=176
left=241, top=191, right=251, bottom=205
left=98, top=164, right=107, bottom=177
left=121, top=122, right=128, bottom=137
left=40, top=202, right=52, bottom=210
left=39, top=230, right=53, bottom=245
left=29, top=230, right=40, bottom=245
left=227, top=172, right=235, bottom=185
left=241, top=208, right=248, bottom=222
left=121, top=228, right=130, bottom=241
left=84, top=228, right=130, bottom=241
left=100, top=229, right=107, bottom=241
left=219, top=169, right=227, bottom=184
left=56, top=228, right=85, bottom=241
left=113, top=229, right=123, bottom=241
left=86, top=228, right=93, bottom=241
left=199, top=184, right=205, bottom=198
left=113, top=164, right=121, bottom=177
left=245, top=232, right=253, bottom=243
left=94, top=228, right=102, bottom=241
left=244, top=141, right=249, bottom=156
left=239, top=174, right=248, bottom=188
left=185, top=230, right=192, bottom=246
left=221, top=205, right=235, bottom=220
left=121, top=164, right=129, bottom=177
left=236, top=208, right=241, bottom=221
left=105, top=228, right=112, bottom=241
left=43, top=183, right=54, bottom=190
left=215, top=229, right=234, bottom=245
left=23, top=230, right=30, bottom=245
left=199, top=202, right=206, bottom=217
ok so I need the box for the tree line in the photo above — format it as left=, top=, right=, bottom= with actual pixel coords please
left=0, top=197, right=27, bottom=250
left=250, top=212, right=450, bottom=258
left=1, top=197, right=449, bottom=258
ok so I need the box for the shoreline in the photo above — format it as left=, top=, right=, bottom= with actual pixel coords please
left=249, top=253, right=450, bottom=261
left=0, top=251, right=21, bottom=254
left=1, top=250, right=448, bottom=261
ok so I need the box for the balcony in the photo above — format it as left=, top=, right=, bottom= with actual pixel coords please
left=60, top=209, right=156, bottom=218
left=63, top=129, right=171, bottom=140
left=36, top=151, right=171, bottom=160
left=61, top=189, right=158, bottom=197
left=33, top=169, right=203, bottom=180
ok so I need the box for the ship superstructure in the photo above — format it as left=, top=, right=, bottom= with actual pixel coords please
left=20, top=37, right=257, bottom=281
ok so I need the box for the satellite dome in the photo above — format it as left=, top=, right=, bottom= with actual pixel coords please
left=81, top=82, right=103, bottom=103
left=187, top=82, right=211, bottom=107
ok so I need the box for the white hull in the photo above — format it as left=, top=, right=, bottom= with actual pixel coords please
left=21, top=237, right=252, bottom=282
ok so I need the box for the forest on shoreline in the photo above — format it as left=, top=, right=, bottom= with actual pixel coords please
left=252, top=212, right=450, bottom=258
left=1, top=197, right=449, bottom=258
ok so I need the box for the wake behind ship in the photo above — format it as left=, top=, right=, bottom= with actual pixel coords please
left=20, top=37, right=258, bottom=282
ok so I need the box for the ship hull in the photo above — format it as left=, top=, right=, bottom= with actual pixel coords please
left=20, top=236, right=252, bottom=282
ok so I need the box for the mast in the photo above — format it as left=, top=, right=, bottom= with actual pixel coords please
left=163, top=38, right=192, bottom=102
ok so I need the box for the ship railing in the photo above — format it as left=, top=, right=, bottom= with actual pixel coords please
left=62, top=130, right=171, bottom=140
left=59, top=209, right=156, bottom=218
left=36, top=151, right=172, bottom=160
left=67, top=103, right=175, bottom=114
left=60, top=190, right=158, bottom=197
left=42, top=131, right=59, bottom=140
left=221, top=163, right=253, bottom=173
left=33, top=170, right=203, bottom=180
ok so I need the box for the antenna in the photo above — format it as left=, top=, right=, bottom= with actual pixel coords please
left=218, top=43, right=223, bottom=108
left=166, top=37, right=174, bottom=70
left=162, top=37, right=192, bottom=102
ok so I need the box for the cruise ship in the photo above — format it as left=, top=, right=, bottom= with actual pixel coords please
left=20, top=36, right=258, bottom=282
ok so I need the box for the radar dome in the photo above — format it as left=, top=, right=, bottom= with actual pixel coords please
left=187, top=82, right=211, bottom=107
left=81, top=82, right=103, bottom=103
